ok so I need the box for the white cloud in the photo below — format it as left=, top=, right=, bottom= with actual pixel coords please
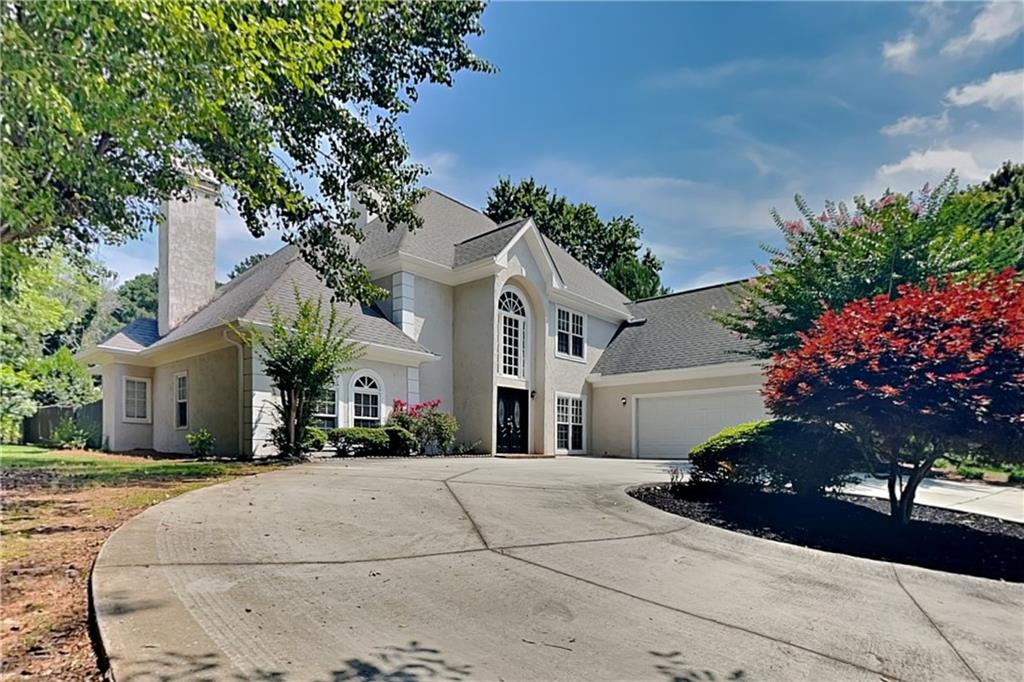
left=880, top=111, right=950, bottom=136
left=644, top=241, right=695, bottom=264
left=93, top=247, right=156, bottom=285
left=943, top=1, right=1024, bottom=55
left=674, top=266, right=753, bottom=293
left=882, top=34, right=919, bottom=72
left=878, top=147, right=985, bottom=181
left=645, top=58, right=804, bottom=89
left=945, top=69, right=1024, bottom=110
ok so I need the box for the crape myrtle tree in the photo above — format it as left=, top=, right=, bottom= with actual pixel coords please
left=717, top=171, right=1023, bottom=358
left=2, top=0, right=491, bottom=302
left=764, top=272, right=1024, bottom=525
left=484, top=177, right=670, bottom=300
left=234, top=288, right=363, bottom=458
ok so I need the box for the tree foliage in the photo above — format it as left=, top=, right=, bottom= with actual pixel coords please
left=484, top=177, right=669, bottom=300
left=229, top=253, right=270, bottom=280
left=26, top=347, right=99, bottom=408
left=112, top=271, right=158, bottom=324
left=763, top=272, right=1024, bottom=524
left=233, top=288, right=363, bottom=458
left=2, top=0, right=490, bottom=302
left=717, top=171, right=1023, bottom=358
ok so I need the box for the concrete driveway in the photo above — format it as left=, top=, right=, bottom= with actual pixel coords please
left=93, top=457, right=1023, bottom=681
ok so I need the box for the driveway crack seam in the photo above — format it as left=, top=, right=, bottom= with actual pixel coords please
left=493, top=549, right=903, bottom=681
left=889, top=564, right=982, bottom=682
left=443, top=479, right=490, bottom=548
left=494, top=525, right=692, bottom=551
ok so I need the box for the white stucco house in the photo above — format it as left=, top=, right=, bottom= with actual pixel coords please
left=81, top=181, right=767, bottom=459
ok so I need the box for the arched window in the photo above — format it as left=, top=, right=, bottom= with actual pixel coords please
left=352, top=373, right=382, bottom=428
left=498, top=290, right=527, bottom=378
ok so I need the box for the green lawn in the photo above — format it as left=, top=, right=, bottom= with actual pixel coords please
left=0, top=444, right=272, bottom=487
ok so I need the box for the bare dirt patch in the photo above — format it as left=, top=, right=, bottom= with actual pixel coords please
left=1, top=447, right=276, bottom=680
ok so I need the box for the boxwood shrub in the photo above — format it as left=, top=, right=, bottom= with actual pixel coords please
left=689, top=420, right=860, bottom=496
left=327, top=426, right=417, bottom=457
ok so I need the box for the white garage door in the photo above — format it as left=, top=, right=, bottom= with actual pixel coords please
left=635, top=388, right=767, bottom=459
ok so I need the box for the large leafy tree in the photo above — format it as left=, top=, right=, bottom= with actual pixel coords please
left=717, top=172, right=1023, bottom=358
left=2, top=0, right=490, bottom=301
left=0, top=245, right=103, bottom=439
left=234, top=289, right=363, bottom=458
left=229, top=254, right=270, bottom=280
left=484, top=177, right=669, bottom=300
left=764, top=272, right=1024, bottom=524
left=111, top=271, right=158, bottom=324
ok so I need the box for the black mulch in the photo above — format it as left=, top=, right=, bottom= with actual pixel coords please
left=630, top=483, right=1024, bottom=582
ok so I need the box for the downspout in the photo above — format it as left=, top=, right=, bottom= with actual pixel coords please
left=223, top=330, right=246, bottom=459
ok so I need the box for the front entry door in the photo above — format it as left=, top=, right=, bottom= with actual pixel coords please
left=496, top=387, right=529, bottom=453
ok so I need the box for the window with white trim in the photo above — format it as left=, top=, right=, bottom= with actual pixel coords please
left=498, top=290, right=526, bottom=378
left=312, top=384, right=337, bottom=429
left=556, top=307, right=585, bottom=360
left=174, top=372, right=188, bottom=429
left=556, top=395, right=584, bottom=452
left=123, top=377, right=150, bottom=423
left=352, top=374, right=381, bottom=428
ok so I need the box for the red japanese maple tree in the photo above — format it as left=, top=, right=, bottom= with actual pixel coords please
left=764, top=270, right=1024, bottom=524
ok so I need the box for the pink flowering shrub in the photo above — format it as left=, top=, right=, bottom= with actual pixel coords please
left=714, top=173, right=1022, bottom=358
left=388, top=398, right=458, bottom=454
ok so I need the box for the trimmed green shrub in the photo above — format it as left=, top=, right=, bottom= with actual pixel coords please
left=956, top=464, right=985, bottom=480
left=45, top=416, right=89, bottom=450
left=328, top=427, right=389, bottom=457
left=185, top=427, right=216, bottom=457
left=306, top=426, right=328, bottom=452
left=384, top=426, right=417, bottom=456
left=689, top=420, right=860, bottom=496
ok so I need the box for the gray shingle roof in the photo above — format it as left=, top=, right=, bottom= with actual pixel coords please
left=356, top=189, right=499, bottom=267
left=123, top=245, right=431, bottom=356
left=98, top=318, right=160, bottom=351
left=543, top=236, right=631, bottom=311
left=592, top=282, right=757, bottom=376
left=453, top=218, right=528, bottom=267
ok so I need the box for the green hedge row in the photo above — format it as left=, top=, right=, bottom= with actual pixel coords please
left=327, top=426, right=417, bottom=457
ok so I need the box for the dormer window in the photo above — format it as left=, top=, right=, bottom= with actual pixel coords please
left=556, top=307, right=585, bottom=361
left=499, top=290, right=527, bottom=378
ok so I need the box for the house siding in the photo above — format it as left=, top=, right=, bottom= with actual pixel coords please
left=452, top=276, right=497, bottom=452
left=101, top=363, right=154, bottom=452
left=152, top=346, right=239, bottom=456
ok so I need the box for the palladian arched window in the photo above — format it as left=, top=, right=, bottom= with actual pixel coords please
left=498, top=290, right=526, bottom=378
left=352, top=373, right=382, bottom=427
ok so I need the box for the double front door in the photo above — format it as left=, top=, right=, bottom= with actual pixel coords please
left=496, top=387, right=528, bottom=453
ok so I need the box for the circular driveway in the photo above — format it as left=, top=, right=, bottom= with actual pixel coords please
left=93, top=457, right=1022, bottom=681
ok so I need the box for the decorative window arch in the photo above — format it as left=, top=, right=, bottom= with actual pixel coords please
left=350, top=370, right=384, bottom=428
left=498, top=289, right=528, bottom=378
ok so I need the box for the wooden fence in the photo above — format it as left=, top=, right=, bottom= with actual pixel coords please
left=22, top=400, right=103, bottom=448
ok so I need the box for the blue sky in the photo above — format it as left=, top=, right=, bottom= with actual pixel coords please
left=97, top=1, right=1024, bottom=292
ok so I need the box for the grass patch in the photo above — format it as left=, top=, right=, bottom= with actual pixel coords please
left=1, top=444, right=269, bottom=488
left=0, top=444, right=284, bottom=679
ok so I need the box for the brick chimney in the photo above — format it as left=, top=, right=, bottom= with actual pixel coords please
left=158, top=176, right=219, bottom=336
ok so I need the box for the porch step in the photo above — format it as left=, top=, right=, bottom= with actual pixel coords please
left=494, top=453, right=556, bottom=459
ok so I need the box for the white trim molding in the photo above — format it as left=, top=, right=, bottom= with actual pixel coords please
left=407, top=366, right=420, bottom=404
left=122, top=376, right=152, bottom=424
left=588, top=360, right=764, bottom=387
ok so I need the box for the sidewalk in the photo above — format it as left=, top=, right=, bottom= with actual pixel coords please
left=845, top=475, right=1023, bottom=523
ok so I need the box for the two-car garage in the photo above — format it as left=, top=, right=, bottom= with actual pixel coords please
left=633, top=386, right=767, bottom=459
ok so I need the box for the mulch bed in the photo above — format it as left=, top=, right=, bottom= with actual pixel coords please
left=630, top=483, right=1024, bottom=582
